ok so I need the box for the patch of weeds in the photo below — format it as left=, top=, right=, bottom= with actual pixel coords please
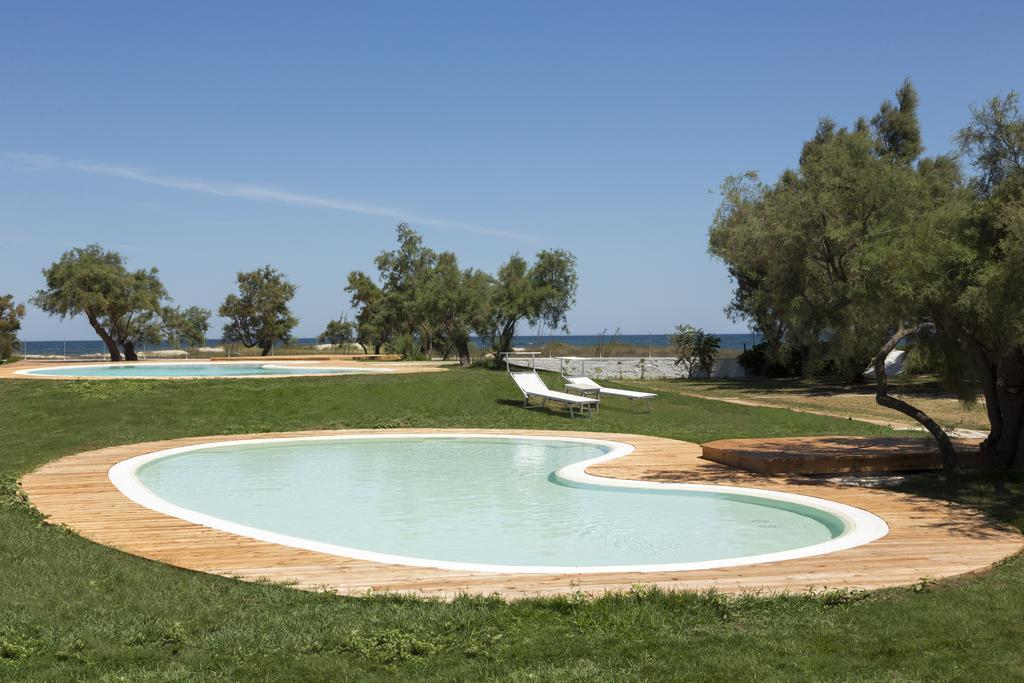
left=462, top=627, right=506, bottom=659
left=373, top=417, right=409, bottom=429
left=703, top=589, right=736, bottom=621
left=159, top=622, right=188, bottom=654
left=807, top=587, right=872, bottom=608
left=0, top=635, right=35, bottom=664
left=54, top=636, right=90, bottom=664
left=61, top=380, right=160, bottom=399
left=340, top=628, right=442, bottom=664
left=0, top=476, right=33, bottom=512
left=627, top=584, right=657, bottom=602
left=913, top=576, right=938, bottom=593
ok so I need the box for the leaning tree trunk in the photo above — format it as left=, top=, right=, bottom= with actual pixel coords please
left=993, top=352, right=1024, bottom=471
left=87, top=313, right=122, bottom=361
left=872, top=323, right=958, bottom=470
left=497, top=321, right=517, bottom=355
left=122, top=340, right=139, bottom=361
left=260, top=343, right=272, bottom=357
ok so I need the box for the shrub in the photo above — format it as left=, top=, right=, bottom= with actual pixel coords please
left=737, top=342, right=802, bottom=378
left=672, top=324, right=721, bottom=378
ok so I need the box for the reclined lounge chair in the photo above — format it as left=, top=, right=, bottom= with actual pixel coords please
left=510, top=370, right=600, bottom=418
left=561, top=375, right=656, bottom=413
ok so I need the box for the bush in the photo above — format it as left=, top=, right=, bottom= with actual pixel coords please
left=737, top=342, right=802, bottom=378
left=386, top=334, right=427, bottom=361
left=672, top=324, right=720, bottom=378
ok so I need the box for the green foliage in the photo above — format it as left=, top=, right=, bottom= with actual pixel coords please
left=219, top=266, right=298, bottom=356
left=737, top=342, right=802, bottom=378
left=871, top=78, right=923, bottom=162
left=416, top=252, right=493, bottom=365
left=161, top=306, right=211, bottom=349
left=709, top=83, right=1024, bottom=467
left=345, top=270, right=387, bottom=353
left=345, top=224, right=577, bottom=362
left=708, top=81, right=941, bottom=379
left=482, top=249, right=578, bottom=354
left=387, top=333, right=427, bottom=361
left=318, top=316, right=355, bottom=347
left=0, top=294, right=25, bottom=361
left=671, top=324, right=721, bottom=377
left=31, top=244, right=167, bottom=361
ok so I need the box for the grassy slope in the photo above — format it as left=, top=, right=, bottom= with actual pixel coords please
left=0, top=369, right=1021, bottom=681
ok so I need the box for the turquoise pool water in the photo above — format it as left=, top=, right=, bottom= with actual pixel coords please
left=128, top=436, right=851, bottom=570
left=25, top=362, right=373, bottom=378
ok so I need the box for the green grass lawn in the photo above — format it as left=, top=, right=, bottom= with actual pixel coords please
left=1, top=368, right=1022, bottom=681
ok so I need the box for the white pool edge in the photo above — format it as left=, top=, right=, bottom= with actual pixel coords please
left=16, top=360, right=395, bottom=379
left=108, top=433, right=890, bottom=575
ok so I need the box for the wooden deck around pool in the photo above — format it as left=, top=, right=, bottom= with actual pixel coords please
left=20, top=429, right=1022, bottom=599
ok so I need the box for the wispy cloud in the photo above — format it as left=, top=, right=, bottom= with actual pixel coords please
left=4, top=152, right=532, bottom=241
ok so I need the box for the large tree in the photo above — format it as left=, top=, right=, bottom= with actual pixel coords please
left=32, top=244, right=167, bottom=361
left=936, top=93, right=1024, bottom=469
left=345, top=224, right=438, bottom=355
left=219, top=266, right=298, bottom=356
left=416, top=251, right=494, bottom=366
left=345, top=271, right=388, bottom=354
left=709, top=82, right=1024, bottom=470
left=482, top=249, right=578, bottom=355
left=344, top=224, right=578, bottom=361
left=0, top=294, right=25, bottom=361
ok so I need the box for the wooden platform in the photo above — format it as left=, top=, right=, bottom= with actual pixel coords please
left=701, top=436, right=986, bottom=475
left=19, top=429, right=1021, bottom=599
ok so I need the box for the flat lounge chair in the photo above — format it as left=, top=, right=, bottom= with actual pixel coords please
left=562, top=375, right=656, bottom=413
left=510, top=371, right=599, bottom=418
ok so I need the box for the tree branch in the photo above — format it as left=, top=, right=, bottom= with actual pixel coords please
left=872, top=322, right=958, bottom=470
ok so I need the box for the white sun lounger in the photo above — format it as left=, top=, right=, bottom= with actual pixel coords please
left=562, top=375, right=657, bottom=412
left=510, top=371, right=599, bottom=418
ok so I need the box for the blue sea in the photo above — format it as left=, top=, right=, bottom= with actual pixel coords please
left=20, top=333, right=763, bottom=357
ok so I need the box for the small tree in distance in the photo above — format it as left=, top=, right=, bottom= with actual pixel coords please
left=163, top=306, right=211, bottom=349
left=672, top=324, right=721, bottom=378
left=0, top=294, right=26, bottom=361
left=482, top=249, right=578, bottom=356
left=219, top=266, right=298, bottom=356
left=318, top=316, right=355, bottom=349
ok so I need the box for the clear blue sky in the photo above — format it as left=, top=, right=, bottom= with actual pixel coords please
left=3, top=1, right=1022, bottom=340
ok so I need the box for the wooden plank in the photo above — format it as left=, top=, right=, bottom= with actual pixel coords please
left=19, top=428, right=1022, bottom=599
left=701, top=436, right=986, bottom=474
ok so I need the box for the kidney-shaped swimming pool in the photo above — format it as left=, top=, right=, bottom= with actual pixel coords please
left=19, top=361, right=389, bottom=378
left=109, top=434, right=888, bottom=573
